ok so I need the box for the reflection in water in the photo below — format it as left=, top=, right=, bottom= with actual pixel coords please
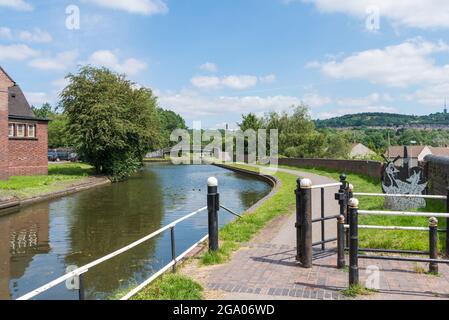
left=0, top=164, right=271, bottom=300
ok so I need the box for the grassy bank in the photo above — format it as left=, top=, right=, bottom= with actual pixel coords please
left=201, top=164, right=296, bottom=265
left=0, top=163, right=96, bottom=199
left=280, top=165, right=447, bottom=252
left=132, top=274, right=204, bottom=300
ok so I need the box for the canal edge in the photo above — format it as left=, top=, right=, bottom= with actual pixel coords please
left=179, top=163, right=282, bottom=262
left=0, top=177, right=111, bottom=216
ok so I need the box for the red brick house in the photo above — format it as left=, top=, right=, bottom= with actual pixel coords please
left=0, top=67, right=49, bottom=180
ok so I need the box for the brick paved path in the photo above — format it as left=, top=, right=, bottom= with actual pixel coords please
left=188, top=167, right=449, bottom=300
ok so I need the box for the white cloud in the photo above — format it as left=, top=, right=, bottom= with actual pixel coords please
left=259, top=74, right=276, bottom=84
left=87, top=0, right=168, bottom=15
left=313, top=38, right=449, bottom=88
left=19, top=28, right=52, bottom=43
left=222, top=75, right=258, bottom=90
left=52, top=78, right=70, bottom=92
left=0, top=0, right=32, bottom=11
left=0, top=27, right=12, bottom=40
left=158, top=90, right=303, bottom=118
left=410, top=84, right=449, bottom=108
left=0, top=44, right=39, bottom=61
left=301, top=92, right=332, bottom=107
left=88, top=50, right=148, bottom=76
left=29, top=50, right=78, bottom=71
left=199, top=62, right=218, bottom=73
left=190, top=76, right=221, bottom=89
left=26, top=92, right=52, bottom=106
left=190, top=74, right=274, bottom=90
left=302, top=0, right=449, bottom=29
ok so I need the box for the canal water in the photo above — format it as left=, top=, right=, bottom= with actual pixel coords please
left=0, top=164, right=271, bottom=300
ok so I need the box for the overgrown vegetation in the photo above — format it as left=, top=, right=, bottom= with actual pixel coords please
left=132, top=274, right=203, bottom=300
left=341, top=284, right=377, bottom=298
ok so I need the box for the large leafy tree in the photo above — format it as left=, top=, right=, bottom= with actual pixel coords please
left=157, top=108, right=187, bottom=147
left=32, top=103, right=70, bottom=148
left=59, top=66, right=161, bottom=181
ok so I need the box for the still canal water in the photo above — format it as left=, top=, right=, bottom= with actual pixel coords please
left=0, top=164, right=271, bottom=300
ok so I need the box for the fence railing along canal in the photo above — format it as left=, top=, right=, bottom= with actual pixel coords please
left=17, top=177, right=239, bottom=301
left=296, top=174, right=449, bottom=290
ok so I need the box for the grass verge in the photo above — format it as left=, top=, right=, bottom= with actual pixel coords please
left=131, top=274, right=204, bottom=300
left=280, top=165, right=447, bottom=252
left=201, top=165, right=296, bottom=265
left=341, top=284, right=377, bottom=298
left=0, top=163, right=96, bottom=199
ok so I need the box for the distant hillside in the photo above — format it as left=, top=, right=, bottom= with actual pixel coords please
left=314, top=112, right=449, bottom=129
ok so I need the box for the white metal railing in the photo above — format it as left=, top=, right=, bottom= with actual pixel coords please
left=353, top=192, right=447, bottom=200
left=311, top=182, right=342, bottom=190
left=358, top=210, right=449, bottom=218
left=17, top=206, right=208, bottom=301
left=344, top=224, right=430, bottom=231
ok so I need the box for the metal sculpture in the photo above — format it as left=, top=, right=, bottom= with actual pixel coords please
left=382, top=148, right=427, bottom=210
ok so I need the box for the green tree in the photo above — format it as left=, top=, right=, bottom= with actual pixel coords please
left=59, top=66, right=161, bottom=181
left=157, top=108, right=187, bottom=147
left=238, top=113, right=263, bottom=131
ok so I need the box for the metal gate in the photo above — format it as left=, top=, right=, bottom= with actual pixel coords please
left=295, top=174, right=351, bottom=268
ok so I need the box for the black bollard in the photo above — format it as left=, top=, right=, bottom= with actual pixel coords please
left=295, top=178, right=302, bottom=261
left=207, top=177, right=220, bottom=252
left=299, top=178, right=313, bottom=268
left=429, top=217, right=439, bottom=274
left=337, top=215, right=346, bottom=269
left=348, top=198, right=359, bottom=287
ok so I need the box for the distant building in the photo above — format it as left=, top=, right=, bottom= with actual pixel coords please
left=350, top=143, right=376, bottom=158
left=385, top=145, right=449, bottom=167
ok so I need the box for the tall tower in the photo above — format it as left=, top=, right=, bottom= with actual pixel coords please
left=445, top=98, right=448, bottom=114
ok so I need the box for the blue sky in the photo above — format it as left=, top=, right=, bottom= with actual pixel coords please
left=1, top=0, right=449, bottom=128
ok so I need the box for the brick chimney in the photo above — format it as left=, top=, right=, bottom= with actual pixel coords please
left=0, top=67, right=13, bottom=180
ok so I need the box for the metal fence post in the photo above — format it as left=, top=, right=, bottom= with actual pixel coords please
left=78, top=273, right=85, bottom=300
left=299, top=178, right=313, bottom=268
left=321, top=187, right=325, bottom=251
left=429, top=217, right=439, bottom=274
left=349, top=198, right=359, bottom=286
left=446, top=188, right=449, bottom=257
left=295, top=178, right=302, bottom=261
left=337, top=215, right=346, bottom=269
left=170, top=226, right=176, bottom=272
left=207, top=177, right=220, bottom=252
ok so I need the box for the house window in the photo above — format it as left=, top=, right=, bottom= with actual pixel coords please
left=16, top=124, right=25, bottom=137
left=8, top=124, right=14, bottom=137
left=28, top=124, right=36, bottom=138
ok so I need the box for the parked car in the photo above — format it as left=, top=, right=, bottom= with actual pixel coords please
left=48, top=150, right=58, bottom=162
left=68, top=152, right=79, bottom=162
left=56, top=151, right=70, bottom=161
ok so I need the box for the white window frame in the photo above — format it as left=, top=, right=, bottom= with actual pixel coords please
left=16, top=124, right=25, bottom=137
left=8, top=123, right=14, bottom=137
left=27, top=124, right=36, bottom=138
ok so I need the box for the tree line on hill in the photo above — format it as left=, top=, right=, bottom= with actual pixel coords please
left=314, top=112, right=449, bottom=128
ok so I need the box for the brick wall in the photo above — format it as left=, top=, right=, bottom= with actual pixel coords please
left=8, top=121, right=48, bottom=176
left=278, top=158, right=383, bottom=179
left=422, top=155, right=449, bottom=195
left=0, top=70, right=13, bottom=180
